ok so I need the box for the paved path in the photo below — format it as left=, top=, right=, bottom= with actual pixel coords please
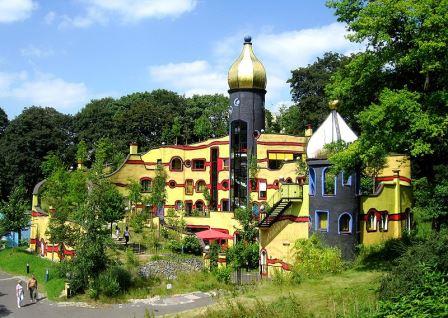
left=0, top=272, right=213, bottom=318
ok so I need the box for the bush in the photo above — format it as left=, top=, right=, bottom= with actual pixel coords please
left=373, top=231, right=448, bottom=317
left=182, top=235, right=202, bottom=255
left=291, top=235, right=343, bottom=281
left=167, top=236, right=202, bottom=255
left=167, top=239, right=182, bottom=253
left=226, top=242, right=259, bottom=269
left=94, top=266, right=132, bottom=298
left=213, top=267, right=232, bottom=284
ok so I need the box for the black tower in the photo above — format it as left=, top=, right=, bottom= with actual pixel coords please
left=228, top=36, right=267, bottom=210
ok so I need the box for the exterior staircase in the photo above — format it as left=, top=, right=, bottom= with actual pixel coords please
left=258, top=183, right=303, bottom=228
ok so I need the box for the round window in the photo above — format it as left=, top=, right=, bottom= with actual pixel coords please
left=169, top=180, right=176, bottom=188
left=222, top=180, right=229, bottom=190
left=184, top=160, right=191, bottom=168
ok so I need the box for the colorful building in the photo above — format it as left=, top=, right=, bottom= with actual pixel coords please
left=29, top=36, right=412, bottom=269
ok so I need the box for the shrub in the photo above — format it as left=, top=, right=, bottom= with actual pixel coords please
left=182, top=235, right=202, bottom=255
left=291, top=235, right=343, bottom=281
left=226, top=242, right=259, bottom=269
left=167, top=239, right=182, bottom=253
left=213, top=267, right=232, bottom=284
left=97, top=270, right=120, bottom=297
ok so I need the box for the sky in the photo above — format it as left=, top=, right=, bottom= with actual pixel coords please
left=0, top=0, right=363, bottom=118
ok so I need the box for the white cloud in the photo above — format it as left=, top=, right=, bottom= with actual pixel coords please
left=0, top=71, right=89, bottom=111
left=59, top=0, right=197, bottom=28
left=149, top=60, right=227, bottom=96
left=0, top=0, right=37, bottom=23
left=148, top=23, right=364, bottom=111
left=20, top=45, right=55, bottom=58
left=44, top=11, right=56, bottom=25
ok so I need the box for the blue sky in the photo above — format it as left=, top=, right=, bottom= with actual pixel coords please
left=0, top=0, right=362, bottom=118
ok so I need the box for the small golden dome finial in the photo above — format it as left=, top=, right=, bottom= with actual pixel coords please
left=228, top=36, right=267, bottom=90
left=329, top=100, right=340, bottom=110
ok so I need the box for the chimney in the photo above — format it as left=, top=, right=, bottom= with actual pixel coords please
left=305, top=124, right=313, bottom=137
left=129, top=142, right=138, bottom=155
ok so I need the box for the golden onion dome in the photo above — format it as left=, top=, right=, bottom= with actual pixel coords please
left=228, top=36, right=267, bottom=90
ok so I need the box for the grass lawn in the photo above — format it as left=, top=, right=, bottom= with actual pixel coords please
left=0, top=247, right=65, bottom=300
left=171, top=269, right=382, bottom=318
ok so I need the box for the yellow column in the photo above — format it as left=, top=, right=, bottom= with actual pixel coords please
left=393, top=169, right=401, bottom=237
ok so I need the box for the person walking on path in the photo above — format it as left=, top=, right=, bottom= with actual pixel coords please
left=124, top=226, right=130, bottom=247
left=16, top=280, right=24, bottom=308
left=27, top=274, right=38, bottom=303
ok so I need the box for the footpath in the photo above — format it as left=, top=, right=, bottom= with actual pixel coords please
left=0, top=271, right=213, bottom=318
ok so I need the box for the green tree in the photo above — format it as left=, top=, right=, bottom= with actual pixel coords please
left=0, top=177, right=29, bottom=242
left=326, top=0, right=448, bottom=230
left=0, top=107, right=8, bottom=137
left=149, top=164, right=167, bottom=209
left=0, top=107, right=74, bottom=198
left=284, top=52, right=351, bottom=132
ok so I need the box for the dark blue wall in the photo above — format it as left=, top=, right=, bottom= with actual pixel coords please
left=308, top=159, right=359, bottom=259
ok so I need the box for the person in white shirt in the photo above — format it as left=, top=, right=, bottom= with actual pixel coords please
left=16, top=280, right=24, bottom=308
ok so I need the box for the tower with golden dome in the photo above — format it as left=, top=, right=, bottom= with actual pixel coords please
left=228, top=36, right=267, bottom=209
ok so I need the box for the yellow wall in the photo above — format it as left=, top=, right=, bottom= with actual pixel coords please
left=260, top=186, right=309, bottom=265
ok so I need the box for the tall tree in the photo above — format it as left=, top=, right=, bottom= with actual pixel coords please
left=286, top=52, right=351, bottom=132
left=0, top=177, right=29, bottom=242
left=0, top=107, right=74, bottom=198
left=326, top=0, right=448, bottom=230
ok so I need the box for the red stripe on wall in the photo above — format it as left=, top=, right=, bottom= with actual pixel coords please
left=267, top=258, right=292, bottom=271
left=257, top=141, right=305, bottom=147
left=126, top=160, right=145, bottom=165
left=160, top=140, right=229, bottom=151
left=376, top=176, right=412, bottom=183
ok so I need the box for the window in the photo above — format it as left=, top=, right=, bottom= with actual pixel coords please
left=338, top=213, right=352, bottom=234
left=196, top=180, right=207, bottom=193
left=222, top=158, right=230, bottom=170
left=342, top=171, right=352, bottom=186
left=221, top=199, right=230, bottom=212
left=221, top=180, right=229, bottom=190
left=140, top=178, right=152, bottom=192
left=184, top=160, right=191, bottom=168
left=170, top=157, right=183, bottom=171
left=185, top=201, right=193, bottom=215
left=316, top=211, right=329, bottom=232
left=268, top=152, right=294, bottom=170
left=379, top=212, right=388, bottom=232
left=309, top=168, right=316, bottom=195
left=192, top=159, right=206, bottom=170
left=175, top=200, right=183, bottom=210
left=195, top=200, right=204, bottom=212
left=366, top=210, right=377, bottom=231
left=285, top=177, right=293, bottom=184
left=250, top=179, right=257, bottom=192
left=258, top=180, right=267, bottom=200
left=185, top=179, right=194, bottom=195
left=323, top=167, right=337, bottom=196
left=168, top=180, right=176, bottom=188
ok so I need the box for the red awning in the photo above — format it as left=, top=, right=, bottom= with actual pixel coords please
left=196, top=229, right=233, bottom=240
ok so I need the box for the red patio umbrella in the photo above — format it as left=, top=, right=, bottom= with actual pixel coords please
left=195, top=229, right=233, bottom=240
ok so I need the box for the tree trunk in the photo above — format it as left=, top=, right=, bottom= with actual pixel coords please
left=17, top=229, right=22, bottom=245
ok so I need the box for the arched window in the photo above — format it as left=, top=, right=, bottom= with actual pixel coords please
left=170, top=157, right=183, bottom=171
left=195, top=180, right=207, bottom=193
left=379, top=212, right=388, bottom=232
left=140, top=178, right=152, bottom=192
left=175, top=200, right=183, bottom=210
left=185, top=179, right=194, bottom=195
left=366, top=210, right=377, bottom=231
left=322, top=167, right=336, bottom=196
left=309, top=168, right=316, bottom=195
left=195, top=200, right=204, bottom=212
left=338, top=213, right=352, bottom=234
